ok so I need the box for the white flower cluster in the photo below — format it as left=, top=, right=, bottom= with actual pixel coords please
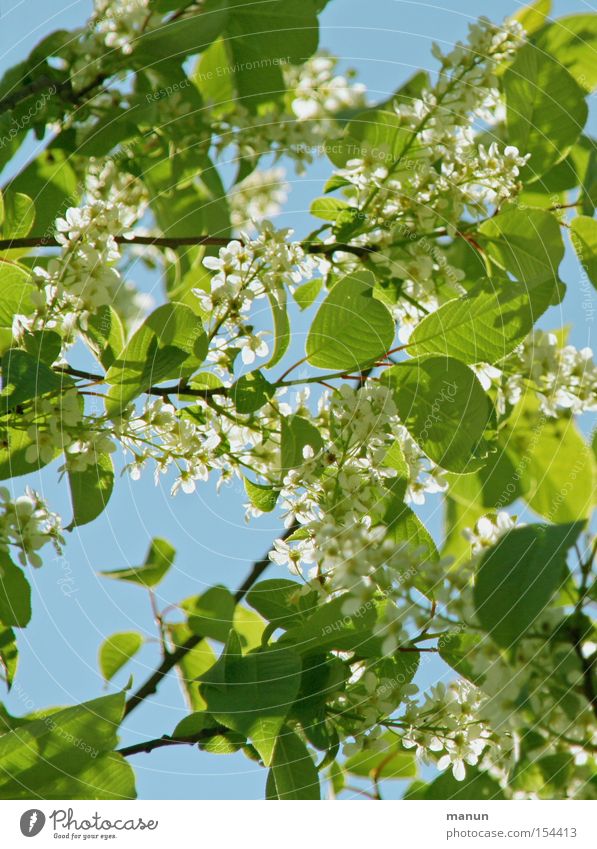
left=211, top=53, right=368, bottom=173
left=463, top=511, right=517, bottom=554
left=501, top=330, right=597, bottom=417
left=0, top=487, right=62, bottom=568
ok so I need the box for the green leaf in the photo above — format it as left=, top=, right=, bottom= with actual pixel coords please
left=83, top=306, right=126, bottom=370
left=504, top=44, right=587, bottom=179
left=67, top=452, right=114, bottom=529
left=99, top=632, right=144, bottom=681
left=168, top=623, right=216, bottom=712
left=280, top=594, right=382, bottom=656
left=409, top=277, right=554, bottom=364
left=310, top=196, right=351, bottom=221
left=0, top=191, right=35, bottom=249
left=501, top=396, right=595, bottom=522
left=293, top=278, right=323, bottom=311
left=231, top=370, right=274, bottom=413
left=135, top=0, right=229, bottom=60
left=438, top=631, right=486, bottom=687
left=23, top=330, right=62, bottom=366
left=200, top=641, right=302, bottom=765
left=512, top=0, right=552, bottom=36
left=0, top=626, right=17, bottom=689
left=0, top=550, right=30, bottom=628
left=183, top=586, right=236, bottom=643
left=344, top=734, right=417, bottom=780
left=280, top=414, right=324, bottom=472
left=100, top=537, right=175, bottom=588
left=306, top=270, right=394, bottom=370
left=246, top=579, right=313, bottom=628
left=265, top=287, right=291, bottom=369
left=478, top=207, right=565, bottom=290
left=474, top=521, right=584, bottom=648
left=0, top=692, right=135, bottom=799
left=534, top=14, right=597, bottom=93
left=105, top=303, right=206, bottom=415
left=0, top=348, right=64, bottom=411
left=382, top=356, right=491, bottom=472
left=267, top=727, right=320, bottom=799
left=225, top=0, right=319, bottom=107
left=418, top=766, right=505, bottom=800
left=0, top=265, right=35, bottom=354
left=9, top=148, right=78, bottom=237
left=243, top=478, right=280, bottom=513
left=571, top=215, right=597, bottom=291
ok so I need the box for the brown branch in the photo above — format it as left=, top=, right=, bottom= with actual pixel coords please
left=0, top=233, right=376, bottom=258
left=122, top=523, right=298, bottom=718
left=117, top=727, right=229, bottom=758
left=54, top=365, right=225, bottom=400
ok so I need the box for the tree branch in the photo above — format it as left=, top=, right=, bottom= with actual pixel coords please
left=0, top=233, right=377, bottom=258
left=122, top=523, right=298, bottom=718
left=117, top=727, right=229, bottom=758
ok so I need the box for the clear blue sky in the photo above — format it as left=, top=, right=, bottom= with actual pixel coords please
left=0, top=0, right=595, bottom=800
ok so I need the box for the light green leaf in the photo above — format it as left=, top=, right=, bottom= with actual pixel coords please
left=83, top=306, right=126, bottom=370
left=105, top=303, right=206, bottom=415
left=344, top=733, right=417, bottom=780
left=512, top=0, right=552, bottom=36
left=200, top=641, right=302, bottom=765
left=183, top=586, right=236, bottom=643
left=478, top=207, right=565, bottom=289
left=0, top=626, right=17, bottom=689
left=310, top=196, right=351, bottom=221
left=570, top=215, right=597, bottom=291
left=534, top=14, right=597, bottom=93
left=417, top=766, right=505, bottom=800
left=267, top=727, right=320, bottom=799
left=0, top=551, right=30, bottom=628
left=474, top=521, right=584, bottom=648
left=100, top=537, right=175, bottom=588
left=246, top=579, right=313, bottom=628
left=67, top=452, right=114, bottom=529
left=265, top=287, right=291, bottom=369
left=280, top=413, right=324, bottom=472
left=306, top=270, right=394, bottom=370
left=504, top=44, right=587, bottom=179
left=168, top=623, right=216, bottom=712
left=232, top=370, right=274, bottom=413
left=293, top=278, right=322, bottom=311
left=0, top=692, right=135, bottom=799
left=382, top=356, right=491, bottom=472
left=243, top=478, right=280, bottom=513
left=409, top=277, right=554, bottom=364
left=0, top=348, right=65, bottom=411
left=99, top=632, right=144, bottom=681
left=0, top=265, right=35, bottom=354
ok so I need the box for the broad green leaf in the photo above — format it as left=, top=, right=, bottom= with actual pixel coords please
left=534, top=14, right=597, bottom=93
left=306, top=270, right=394, bottom=370
left=246, top=579, right=314, bottom=627
left=0, top=265, right=34, bottom=354
left=280, top=594, right=382, bottom=656
left=23, top=330, right=62, bottom=366
left=310, top=197, right=351, bottom=221
left=105, top=303, right=206, bottom=415
left=100, top=537, right=175, bottom=588
left=344, top=733, right=417, bottom=780
left=67, top=452, right=114, bottom=529
left=183, top=586, right=235, bottom=643
left=0, top=419, right=59, bottom=480
left=0, top=692, right=135, bottom=799
left=512, top=0, right=552, bottom=35
left=243, top=478, right=280, bottom=513
left=0, top=551, right=30, bottom=628
left=83, top=306, right=126, bottom=370
left=504, top=44, right=587, bottom=179
left=501, top=396, right=595, bottom=522
left=232, top=605, right=267, bottom=651
left=267, top=727, right=320, bottom=799
left=409, top=277, right=554, bottom=364
left=0, top=191, right=35, bottom=260
left=570, top=215, right=597, bottom=291
left=169, top=623, right=216, bottom=712
left=0, top=348, right=64, bottom=411
left=280, top=414, right=324, bottom=472
left=0, top=626, right=17, bottom=689
left=232, top=370, right=274, bottom=413
left=225, top=0, right=319, bottom=107
left=200, top=641, right=302, bottom=765
left=438, top=631, right=487, bottom=687
left=474, top=521, right=584, bottom=648
left=135, top=1, right=229, bottom=60
left=265, top=287, right=291, bottom=369
left=478, top=208, right=564, bottom=289
left=293, top=277, right=323, bottom=311
left=99, top=632, right=143, bottom=681
left=9, top=148, right=78, bottom=236
left=382, top=356, right=491, bottom=472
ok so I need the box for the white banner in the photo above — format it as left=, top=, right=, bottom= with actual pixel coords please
left=0, top=800, right=595, bottom=847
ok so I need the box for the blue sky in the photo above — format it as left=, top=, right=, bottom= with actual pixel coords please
left=0, top=0, right=595, bottom=800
